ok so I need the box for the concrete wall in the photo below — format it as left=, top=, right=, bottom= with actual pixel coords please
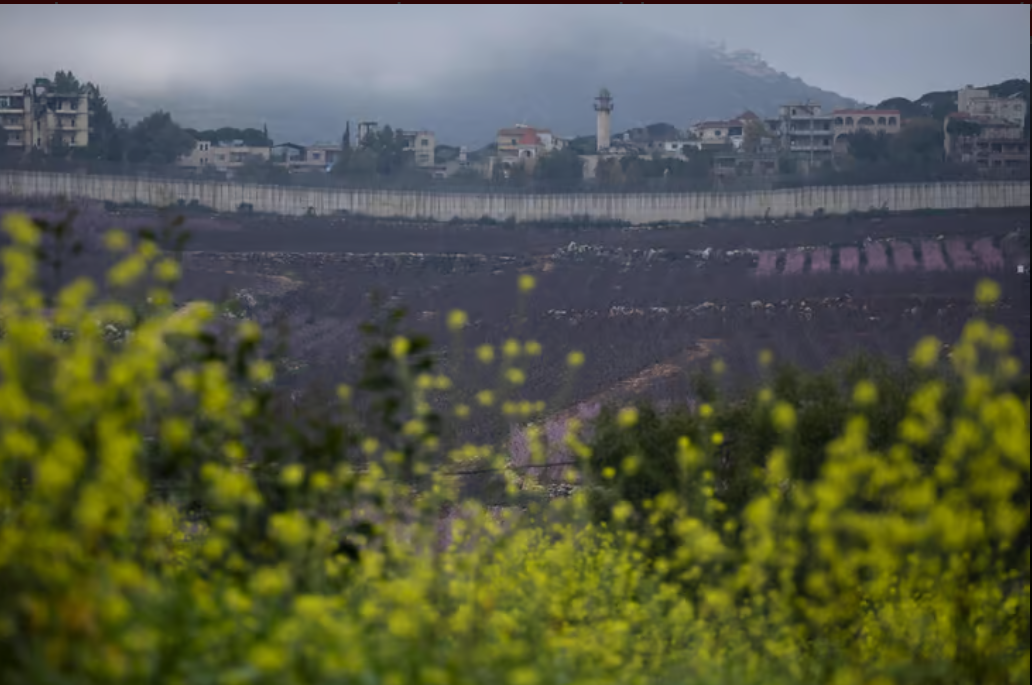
left=0, top=170, right=1028, bottom=224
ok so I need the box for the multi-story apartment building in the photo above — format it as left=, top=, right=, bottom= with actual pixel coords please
left=944, top=111, right=1028, bottom=172
left=1, top=80, right=90, bottom=153
left=765, top=103, right=834, bottom=167
left=958, top=86, right=1027, bottom=127
left=831, top=109, right=902, bottom=153
left=399, top=130, right=435, bottom=167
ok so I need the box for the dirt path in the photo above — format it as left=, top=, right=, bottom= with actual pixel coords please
left=508, top=339, right=721, bottom=477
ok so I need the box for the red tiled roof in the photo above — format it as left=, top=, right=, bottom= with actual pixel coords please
left=499, top=126, right=541, bottom=137
left=833, top=109, right=901, bottom=117
left=695, top=120, right=741, bottom=129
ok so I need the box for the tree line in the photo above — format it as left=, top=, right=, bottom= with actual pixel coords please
left=1, top=70, right=267, bottom=167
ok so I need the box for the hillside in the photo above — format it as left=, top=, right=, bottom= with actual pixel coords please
left=84, top=35, right=859, bottom=147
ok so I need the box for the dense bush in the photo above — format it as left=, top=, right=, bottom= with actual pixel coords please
left=0, top=212, right=1028, bottom=684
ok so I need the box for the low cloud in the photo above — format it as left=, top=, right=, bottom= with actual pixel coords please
left=2, top=5, right=1027, bottom=102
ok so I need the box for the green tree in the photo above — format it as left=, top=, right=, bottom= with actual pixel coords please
left=742, top=120, right=772, bottom=154
left=79, top=82, right=123, bottom=162
left=434, top=145, right=459, bottom=164
left=595, top=157, right=625, bottom=188
left=890, top=119, right=945, bottom=166
left=567, top=136, right=597, bottom=155
left=234, top=158, right=291, bottom=185
left=125, top=111, right=195, bottom=165
left=532, top=148, right=584, bottom=188
left=495, top=161, right=529, bottom=187
left=846, top=130, right=893, bottom=163
left=674, top=149, right=715, bottom=181
left=52, top=70, right=83, bottom=94
left=48, top=134, right=72, bottom=160
left=777, top=155, right=799, bottom=175
left=874, top=97, right=927, bottom=121
left=946, top=119, right=984, bottom=138
left=187, top=127, right=272, bottom=147
left=620, top=157, right=647, bottom=188
left=355, top=125, right=410, bottom=176
left=333, top=147, right=377, bottom=178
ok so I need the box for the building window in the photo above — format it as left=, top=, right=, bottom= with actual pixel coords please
left=846, top=117, right=854, bottom=126
left=312, top=153, right=321, bottom=160
left=420, top=139, right=429, bottom=147
left=888, top=117, right=897, bottom=126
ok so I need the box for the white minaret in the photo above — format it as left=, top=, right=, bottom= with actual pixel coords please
left=594, top=87, right=613, bottom=153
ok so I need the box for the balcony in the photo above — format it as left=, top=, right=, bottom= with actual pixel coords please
left=788, top=143, right=833, bottom=153
left=788, top=126, right=833, bottom=135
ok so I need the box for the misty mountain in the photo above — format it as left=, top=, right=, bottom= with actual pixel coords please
left=74, top=29, right=859, bottom=148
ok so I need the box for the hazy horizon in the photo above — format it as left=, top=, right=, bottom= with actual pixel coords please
left=1, top=4, right=1028, bottom=146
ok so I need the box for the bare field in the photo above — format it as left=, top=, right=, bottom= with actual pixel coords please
left=3, top=205, right=1028, bottom=441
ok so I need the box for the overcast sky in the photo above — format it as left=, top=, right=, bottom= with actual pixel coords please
left=1, top=4, right=1028, bottom=103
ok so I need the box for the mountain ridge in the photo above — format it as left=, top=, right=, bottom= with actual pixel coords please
left=2, top=37, right=1025, bottom=148
left=92, top=38, right=866, bottom=147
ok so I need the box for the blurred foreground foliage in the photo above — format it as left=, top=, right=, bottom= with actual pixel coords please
left=0, top=212, right=1028, bottom=685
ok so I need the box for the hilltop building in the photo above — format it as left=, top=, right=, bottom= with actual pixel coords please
left=943, top=85, right=1028, bottom=172
left=944, top=111, right=1028, bottom=172
left=494, top=124, right=566, bottom=170
left=957, top=86, right=1027, bottom=126
left=398, top=130, right=436, bottom=167
left=831, top=109, right=902, bottom=154
left=356, top=121, right=380, bottom=145
left=177, top=140, right=271, bottom=172
left=270, top=143, right=306, bottom=167
left=765, top=103, right=834, bottom=169
left=1, top=79, right=90, bottom=153
left=686, top=112, right=760, bottom=151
